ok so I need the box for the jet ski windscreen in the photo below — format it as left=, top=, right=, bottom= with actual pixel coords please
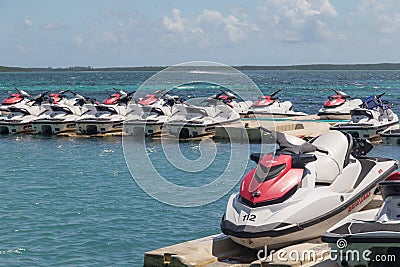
left=254, top=163, right=287, bottom=183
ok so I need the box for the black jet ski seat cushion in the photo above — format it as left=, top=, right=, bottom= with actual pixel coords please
left=310, top=130, right=349, bottom=184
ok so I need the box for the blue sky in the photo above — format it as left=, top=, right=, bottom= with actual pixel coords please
left=1, top=0, right=400, bottom=67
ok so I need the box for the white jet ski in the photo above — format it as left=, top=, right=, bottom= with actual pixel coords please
left=164, top=96, right=241, bottom=138
left=32, top=90, right=97, bottom=135
left=380, top=124, right=400, bottom=145
left=248, top=89, right=307, bottom=118
left=206, top=89, right=252, bottom=116
left=318, top=90, right=363, bottom=120
left=0, top=88, right=31, bottom=115
left=331, top=94, right=398, bottom=139
left=220, top=129, right=398, bottom=250
left=76, top=88, right=133, bottom=135
left=123, top=90, right=177, bottom=136
left=0, top=91, right=51, bottom=134
left=322, top=173, right=400, bottom=267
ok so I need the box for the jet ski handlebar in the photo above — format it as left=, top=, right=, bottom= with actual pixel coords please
left=250, top=152, right=317, bottom=168
left=377, top=93, right=385, bottom=99
left=262, top=128, right=322, bottom=154
left=30, top=91, right=49, bottom=103
left=15, top=87, right=31, bottom=98
left=270, top=89, right=282, bottom=98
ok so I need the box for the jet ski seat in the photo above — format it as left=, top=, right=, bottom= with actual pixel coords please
left=311, top=131, right=349, bottom=184
left=279, top=101, right=292, bottom=111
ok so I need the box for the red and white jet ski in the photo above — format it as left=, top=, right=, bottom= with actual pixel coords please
left=248, top=89, right=307, bottom=118
left=0, top=88, right=31, bottom=115
left=76, top=88, right=133, bottom=135
left=220, top=129, right=398, bottom=250
left=318, top=90, right=363, bottom=119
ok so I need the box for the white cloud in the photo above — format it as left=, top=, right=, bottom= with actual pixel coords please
left=224, top=15, right=259, bottom=42
left=162, top=8, right=258, bottom=45
left=74, top=36, right=83, bottom=46
left=263, top=0, right=338, bottom=42
left=197, top=9, right=224, bottom=24
left=163, top=8, right=185, bottom=33
left=357, top=0, right=400, bottom=34
left=24, top=19, right=33, bottom=27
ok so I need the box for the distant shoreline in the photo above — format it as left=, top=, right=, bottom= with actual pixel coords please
left=1, top=63, right=400, bottom=72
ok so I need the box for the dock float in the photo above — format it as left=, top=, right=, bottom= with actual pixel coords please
left=214, top=119, right=335, bottom=142
left=143, top=195, right=383, bottom=267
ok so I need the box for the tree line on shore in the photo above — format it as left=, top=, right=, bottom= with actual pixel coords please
left=1, top=63, right=400, bottom=72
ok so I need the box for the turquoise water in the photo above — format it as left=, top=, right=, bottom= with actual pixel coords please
left=1, top=70, right=400, bottom=266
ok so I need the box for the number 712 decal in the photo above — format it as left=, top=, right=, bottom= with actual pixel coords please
left=242, top=214, right=256, bottom=222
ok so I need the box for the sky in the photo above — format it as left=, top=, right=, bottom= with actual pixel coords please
left=1, top=0, right=400, bottom=67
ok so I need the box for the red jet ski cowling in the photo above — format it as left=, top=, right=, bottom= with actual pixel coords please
left=2, top=94, right=24, bottom=105
left=323, top=95, right=347, bottom=108
left=252, top=96, right=275, bottom=107
left=239, top=154, right=304, bottom=207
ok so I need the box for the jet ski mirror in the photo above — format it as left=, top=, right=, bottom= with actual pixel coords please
left=351, top=138, right=373, bottom=157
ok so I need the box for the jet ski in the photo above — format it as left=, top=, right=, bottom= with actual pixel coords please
left=124, top=92, right=181, bottom=136
left=164, top=95, right=241, bottom=138
left=322, top=172, right=400, bottom=267
left=0, top=88, right=31, bottom=115
left=76, top=88, right=132, bottom=135
left=380, top=124, right=400, bottom=145
left=32, top=91, right=97, bottom=135
left=331, top=94, right=399, bottom=140
left=205, top=89, right=252, bottom=115
left=318, top=90, right=363, bottom=120
left=220, top=129, right=398, bottom=250
left=248, top=89, right=307, bottom=118
left=0, top=91, right=51, bottom=134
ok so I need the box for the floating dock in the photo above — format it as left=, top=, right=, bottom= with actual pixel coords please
left=144, top=195, right=383, bottom=267
left=214, top=117, right=336, bottom=142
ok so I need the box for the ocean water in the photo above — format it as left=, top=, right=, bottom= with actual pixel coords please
left=1, top=70, right=400, bottom=266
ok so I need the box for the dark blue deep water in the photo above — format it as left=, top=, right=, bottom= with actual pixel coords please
left=1, top=70, right=400, bottom=266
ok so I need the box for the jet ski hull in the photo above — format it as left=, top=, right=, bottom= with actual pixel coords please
left=77, top=120, right=124, bottom=135
left=222, top=187, right=379, bottom=250
left=32, top=120, right=77, bottom=135
left=165, top=118, right=240, bottom=138
left=380, top=125, right=400, bottom=145
left=124, top=120, right=164, bottom=136
left=330, top=121, right=398, bottom=139
left=0, top=121, right=33, bottom=134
